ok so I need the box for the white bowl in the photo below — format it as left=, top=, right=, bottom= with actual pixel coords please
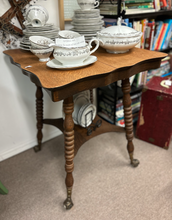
left=97, top=17, right=142, bottom=54
left=29, top=36, right=54, bottom=48
left=30, top=47, right=53, bottom=62
left=58, top=30, right=81, bottom=39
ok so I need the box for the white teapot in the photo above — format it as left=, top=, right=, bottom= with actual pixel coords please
left=49, top=38, right=99, bottom=66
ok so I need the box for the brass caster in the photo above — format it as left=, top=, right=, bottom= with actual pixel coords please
left=131, top=159, right=140, bottom=167
left=63, top=198, right=74, bottom=210
left=34, top=144, right=41, bottom=152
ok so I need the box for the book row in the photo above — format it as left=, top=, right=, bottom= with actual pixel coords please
left=99, top=0, right=172, bottom=14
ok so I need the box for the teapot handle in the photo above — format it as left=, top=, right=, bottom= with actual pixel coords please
left=89, top=38, right=100, bottom=55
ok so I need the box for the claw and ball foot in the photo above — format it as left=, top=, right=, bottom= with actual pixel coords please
left=63, top=197, right=74, bottom=210
left=129, top=153, right=140, bottom=167
left=34, top=143, right=41, bottom=152
left=63, top=188, right=73, bottom=210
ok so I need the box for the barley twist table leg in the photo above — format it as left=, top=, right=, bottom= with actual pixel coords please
left=122, top=78, right=140, bottom=167
left=34, top=86, right=43, bottom=152
left=63, top=97, right=75, bottom=210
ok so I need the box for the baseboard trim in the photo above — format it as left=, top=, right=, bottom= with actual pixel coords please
left=0, top=130, right=61, bottom=162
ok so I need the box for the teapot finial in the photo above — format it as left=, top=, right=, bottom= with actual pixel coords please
left=117, top=17, right=122, bottom=26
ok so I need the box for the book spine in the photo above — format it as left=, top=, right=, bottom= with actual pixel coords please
left=144, top=25, right=151, bottom=50
left=151, top=21, right=163, bottom=50
left=159, top=0, right=167, bottom=8
left=123, top=0, right=153, bottom=2
left=155, top=23, right=166, bottom=50
left=150, top=21, right=155, bottom=50
left=153, top=0, right=161, bottom=10
left=141, top=19, right=148, bottom=49
left=161, top=20, right=172, bottom=50
left=158, top=23, right=168, bottom=50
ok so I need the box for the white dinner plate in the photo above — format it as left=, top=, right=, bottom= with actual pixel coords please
left=46, top=55, right=97, bottom=70
left=78, top=103, right=96, bottom=127
left=73, top=95, right=90, bottom=124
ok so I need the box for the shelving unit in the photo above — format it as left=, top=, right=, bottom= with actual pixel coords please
left=103, top=9, right=172, bottom=20
left=97, top=2, right=172, bottom=126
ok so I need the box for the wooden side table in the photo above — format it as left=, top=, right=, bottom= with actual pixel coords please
left=4, top=47, right=166, bottom=209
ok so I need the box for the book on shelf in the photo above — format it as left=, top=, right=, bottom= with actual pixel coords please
left=159, top=0, right=167, bottom=9
left=125, top=2, right=154, bottom=8
left=154, top=23, right=167, bottom=50
left=144, top=20, right=155, bottom=50
left=153, top=0, right=161, bottom=10
left=140, top=19, right=148, bottom=49
left=160, top=19, right=172, bottom=50
left=151, top=21, right=163, bottom=50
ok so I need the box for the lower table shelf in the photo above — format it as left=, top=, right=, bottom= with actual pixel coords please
left=43, top=115, right=125, bottom=156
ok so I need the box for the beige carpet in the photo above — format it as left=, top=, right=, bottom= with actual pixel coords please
left=0, top=132, right=172, bottom=220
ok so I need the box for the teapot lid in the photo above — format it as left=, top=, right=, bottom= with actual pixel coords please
left=98, top=17, right=142, bottom=38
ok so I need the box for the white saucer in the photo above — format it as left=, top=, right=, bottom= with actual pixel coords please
left=46, top=55, right=97, bottom=70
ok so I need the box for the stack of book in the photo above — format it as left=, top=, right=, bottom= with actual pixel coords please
left=98, top=91, right=142, bottom=126
left=146, top=56, right=171, bottom=81
left=99, top=0, right=156, bottom=15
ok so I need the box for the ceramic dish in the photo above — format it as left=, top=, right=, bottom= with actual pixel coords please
left=72, top=16, right=104, bottom=24
left=58, top=30, right=81, bottom=39
left=25, top=5, right=49, bottom=27
left=29, top=36, right=54, bottom=48
left=50, top=38, right=99, bottom=66
left=78, top=103, right=96, bottom=127
left=96, top=17, right=142, bottom=54
left=30, top=47, right=53, bottom=62
left=77, top=0, right=99, bottom=10
left=71, top=21, right=104, bottom=26
left=46, top=55, right=97, bottom=70
left=73, top=94, right=90, bottom=124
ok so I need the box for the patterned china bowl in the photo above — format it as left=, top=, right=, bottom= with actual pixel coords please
left=30, top=47, right=53, bottom=62
left=29, top=36, right=54, bottom=48
left=97, top=17, right=142, bottom=54
left=58, top=30, right=81, bottom=39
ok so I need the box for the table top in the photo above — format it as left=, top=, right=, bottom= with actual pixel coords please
left=4, top=47, right=166, bottom=101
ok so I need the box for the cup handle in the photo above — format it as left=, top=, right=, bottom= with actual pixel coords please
left=89, top=38, right=100, bottom=55
left=94, top=1, right=99, bottom=7
left=23, top=21, right=31, bottom=26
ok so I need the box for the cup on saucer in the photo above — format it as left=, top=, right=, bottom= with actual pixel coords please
left=77, top=0, right=99, bottom=10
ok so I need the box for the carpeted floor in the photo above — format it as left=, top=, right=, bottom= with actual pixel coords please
left=0, top=132, right=172, bottom=220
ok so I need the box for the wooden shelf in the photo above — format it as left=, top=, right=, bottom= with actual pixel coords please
left=102, top=9, right=172, bottom=20
left=43, top=116, right=125, bottom=156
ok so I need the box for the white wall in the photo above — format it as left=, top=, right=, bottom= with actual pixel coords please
left=0, top=0, right=62, bottom=161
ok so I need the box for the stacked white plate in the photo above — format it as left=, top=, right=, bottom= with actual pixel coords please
left=71, top=9, right=104, bottom=41
left=20, top=23, right=60, bottom=50
left=62, top=90, right=96, bottom=127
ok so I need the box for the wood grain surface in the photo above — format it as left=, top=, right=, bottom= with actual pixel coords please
left=4, top=47, right=167, bottom=101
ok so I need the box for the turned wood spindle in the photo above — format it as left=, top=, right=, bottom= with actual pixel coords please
left=63, top=96, right=75, bottom=209
left=34, top=86, right=43, bottom=152
left=122, top=78, right=139, bottom=167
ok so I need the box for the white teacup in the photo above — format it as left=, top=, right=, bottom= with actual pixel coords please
left=77, top=0, right=99, bottom=10
left=24, top=5, right=48, bottom=27
left=49, top=38, right=99, bottom=66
